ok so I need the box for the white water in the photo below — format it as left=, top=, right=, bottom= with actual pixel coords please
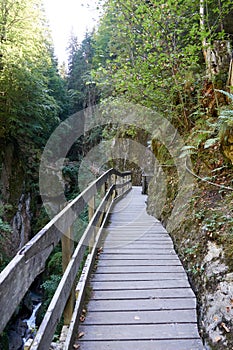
left=23, top=302, right=41, bottom=343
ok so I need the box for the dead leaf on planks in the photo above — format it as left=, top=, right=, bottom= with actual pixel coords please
left=221, top=322, right=230, bottom=333
left=73, top=344, right=80, bottom=349
left=78, top=332, right=85, bottom=339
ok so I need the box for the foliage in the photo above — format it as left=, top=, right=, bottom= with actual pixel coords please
left=41, top=274, right=62, bottom=310
left=93, top=0, right=203, bottom=128
left=67, top=32, right=99, bottom=113
left=197, top=90, right=233, bottom=160
left=62, top=163, right=80, bottom=199
left=0, top=218, right=12, bottom=233
left=216, top=90, right=233, bottom=143
left=0, top=0, right=63, bottom=144
left=47, top=252, right=63, bottom=276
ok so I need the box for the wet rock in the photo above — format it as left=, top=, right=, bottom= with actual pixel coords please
left=8, top=319, right=27, bottom=350
left=23, top=292, right=33, bottom=315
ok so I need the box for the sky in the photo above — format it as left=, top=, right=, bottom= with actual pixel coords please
left=43, top=0, right=101, bottom=64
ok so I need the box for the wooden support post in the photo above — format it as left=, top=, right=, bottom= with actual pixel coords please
left=142, top=174, right=146, bottom=194
left=112, top=174, right=117, bottom=199
left=88, top=196, right=95, bottom=222
left=98, top=183, right=106, bottom=227
left=126, top=176, right=129, bottom=192
left=119, top=176, right=122, bottom=196
left=62, top=226, right=75, bottom=325
left=88, top=196, right=95, bottom=252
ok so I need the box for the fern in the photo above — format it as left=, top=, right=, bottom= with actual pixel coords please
left=202, top=90, right=233, bottom=148
left=0, top=218, right=12, bottom=233
left=179, top=145, right=197, bottom=158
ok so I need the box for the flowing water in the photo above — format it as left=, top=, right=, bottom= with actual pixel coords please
left=23, top=300, right=41, bottom=344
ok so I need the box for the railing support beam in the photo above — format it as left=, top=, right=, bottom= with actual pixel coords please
left=88, top=196, right=95, bottom=252
left=62, top=226, right=75, bottom=325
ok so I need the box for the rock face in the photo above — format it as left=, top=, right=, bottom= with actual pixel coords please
left=202, top=278, right=233, bottom=347
left=8, top=320, right=27, bottom=350
left=12, top=193, right=31, bottom=250
left=147, top=167, right=233, bottom=349
left=0, top=143, right=32, bottom=257
left=200, top=242, right=233, bottom=348
left=8, top=292, right=42, bottom=350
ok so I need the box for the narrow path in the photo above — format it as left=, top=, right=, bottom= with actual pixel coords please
left=77, top=187, right=204, bottom=350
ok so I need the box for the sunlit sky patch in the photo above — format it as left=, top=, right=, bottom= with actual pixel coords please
left=43, top=0, right=101, bottom=64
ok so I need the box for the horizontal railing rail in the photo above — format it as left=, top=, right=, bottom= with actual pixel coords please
left=0, top=168, right=132, bottom=348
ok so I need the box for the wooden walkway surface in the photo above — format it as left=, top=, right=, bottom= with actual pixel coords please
left=77, top=187, right=204, bottom=350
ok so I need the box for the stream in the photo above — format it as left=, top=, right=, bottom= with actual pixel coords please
left=23, top=301, right=42, bottom=344
left=8, top=292, right=42, bottom=350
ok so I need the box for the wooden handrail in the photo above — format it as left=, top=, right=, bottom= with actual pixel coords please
left=0, top=168, right=132, bottom=342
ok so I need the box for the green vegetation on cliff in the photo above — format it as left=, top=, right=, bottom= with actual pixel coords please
left=1, top=0, right=233, bottom=348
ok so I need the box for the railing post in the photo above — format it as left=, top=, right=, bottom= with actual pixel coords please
left=129, top=174, right=132, bottom=190
left=88, top=196, right=95, bottom=222
left=98, top=182, right=106, bottom=227
left=112, top=173, right=117, bottom=199
left=125, top=175, right=128, bottom=192
left=120, top=176, right=124, bottom=196
left=62, top=225, right=75, bottom=325
left=88, top=196, right=95, bottom=252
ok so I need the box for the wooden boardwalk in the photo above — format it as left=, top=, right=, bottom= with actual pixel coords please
left=77, top=187, right=203, bottom=350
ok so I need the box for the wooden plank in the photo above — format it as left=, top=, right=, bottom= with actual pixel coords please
left=103, top=236, right=172, bottom=241
left=120, top=240, right=173, bottom=244
left=91, top=279, right=191, bottom=290
left=92, top=272, right=187, bottom=281
left=77, top=339, right=203, bottom=350
left=103, top=244, right=174, bottom=249
left=91, top=288, right=195, bottom=300
left=95, top=265, right=185, bottom=274
left=103, top=230, right=169, bottom=235
left=103, top=236, right=170, bottom=243
left=99, top=254, right=180, bottom=260
left=102, top=249, right=175, bottom=254
left=97, top=259, right=182, bottom=267
left=103, top=241, right=172, bottom=247
left=105, top=235, right=173, bottom=243
left=87, top=298, right=196, bottom=312
left=77, top=323, right=200, bottom=341
left=81, top=309, right=198, bottom=325
left=105, top=236, right=173, bottom=245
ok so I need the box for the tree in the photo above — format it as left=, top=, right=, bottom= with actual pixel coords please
left=93, top=0, right=233, bottom=128
left=67, top=31, right=99, bottom=114
left=0, top=0, right=61, bottom=144
left=0, top=0, right=69, bottom=262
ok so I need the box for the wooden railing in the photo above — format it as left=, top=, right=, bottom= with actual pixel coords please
left=0, top=169, right=132, bottom=349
